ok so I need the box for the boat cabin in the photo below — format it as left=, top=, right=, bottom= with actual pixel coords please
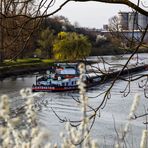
left=55, top=63, right=79, bottom=75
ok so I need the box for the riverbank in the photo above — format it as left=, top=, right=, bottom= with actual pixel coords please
left=0, top=59, right=97, bottom=79
left=0, top=62, right=50, bottom=79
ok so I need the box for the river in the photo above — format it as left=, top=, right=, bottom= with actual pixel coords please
left=0, top=54, right=148, bottom=147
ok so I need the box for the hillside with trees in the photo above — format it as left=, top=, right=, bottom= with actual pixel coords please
left=1, top=12, right=136, bottom=62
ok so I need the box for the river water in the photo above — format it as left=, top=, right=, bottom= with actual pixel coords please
left=0, top=54, right=148, bottom=147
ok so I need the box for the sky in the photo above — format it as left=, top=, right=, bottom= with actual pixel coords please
left=47, top=0, right=147, bottom=29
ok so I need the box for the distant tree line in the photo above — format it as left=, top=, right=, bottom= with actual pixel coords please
left=1, top=14, right=98, bottom=61
left=1, top=13, right=147, bottom=62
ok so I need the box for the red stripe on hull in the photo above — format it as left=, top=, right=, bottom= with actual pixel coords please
left=32, top=86, right=78, bottom=92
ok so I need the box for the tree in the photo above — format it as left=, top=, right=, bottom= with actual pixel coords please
left=37, top=28, right=54, bottom=58
left=0, top=0, right=147, bottom=62
left=0, top=0, right=39, bottom=61
left=51, top=1, right=148, bottom=143
left=72, top=0, right=148, bottom=16
left=108, top=11, right=148, bottom=51
left=0, top=0, right=148, bottom=147
left=53, top=32, right=91, bottom=60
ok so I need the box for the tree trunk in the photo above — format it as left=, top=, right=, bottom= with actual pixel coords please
left=0, top=2, right=4, bottom=63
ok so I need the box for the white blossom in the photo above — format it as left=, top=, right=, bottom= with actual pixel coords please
left=128, top=94, right=140, bottom=119
left=140, top=130, right=148, bottom=148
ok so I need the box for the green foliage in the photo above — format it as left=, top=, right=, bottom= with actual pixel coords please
left=0, top=58, right=42, bottom=67
left=42, top=59, right=54, bottom=63
left=53, top=32, right=91, bottom=61
left=16, top=58, right=42, bottom=63
left=34, top=48, right=42, bottom=58
left=37, top=28, right=55, bottom=58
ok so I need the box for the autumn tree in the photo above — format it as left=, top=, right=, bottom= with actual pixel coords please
left=53, top=32, right=91, bottom=60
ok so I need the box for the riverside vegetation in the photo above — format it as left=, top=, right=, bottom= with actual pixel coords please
left=0, top=63, right=147, bottom=148
left=0, top=58, right=54, bottom=79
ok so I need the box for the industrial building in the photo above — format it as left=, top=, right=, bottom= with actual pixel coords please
left=118, top=12, right=129, bottom=30
left=118, top=11, right=148, bottom=31
left=103, top=11, right=148, bottom=31
left=102, top=11, right=148, bottom=43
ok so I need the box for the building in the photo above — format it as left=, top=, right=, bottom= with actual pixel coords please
left=103, top=11, right=148, bottom=43
left=118, top=12, right=129, bottom=30
left=128, top=12, right=138, bottom=31
left=116, top=11, right=148, bottom=31
left=103, top=25, right=109, bottom=31
left=138, top=13, right=148, bottom=30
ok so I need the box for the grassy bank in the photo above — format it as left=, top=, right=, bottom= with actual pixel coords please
left=0, top=58, right=54, bottom=66
left=0, top=58, right=95, bottom=79
left=0, top=58, right=55, bottom=79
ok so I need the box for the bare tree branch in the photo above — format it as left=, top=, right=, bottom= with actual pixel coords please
left=73, top=0, right=148, bottom=16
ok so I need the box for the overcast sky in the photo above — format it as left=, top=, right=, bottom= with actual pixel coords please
left=56, top=2, right=130, bottom=28
left=48, top=0, right=147, bottom=29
